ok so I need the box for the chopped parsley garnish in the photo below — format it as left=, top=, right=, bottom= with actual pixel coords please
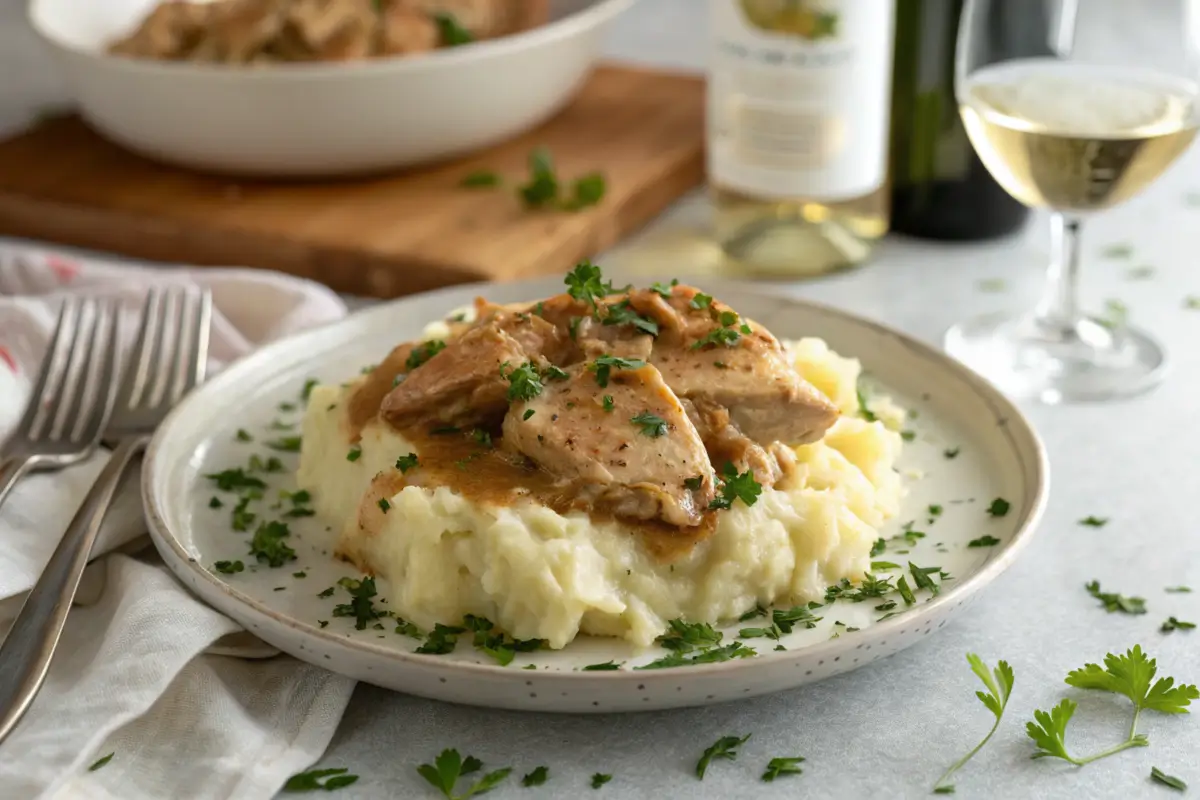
left=1161, top=616, right=1196, bottom=633
left=650, top=279, right=678, bottom=298
left=266, top=436, right=303, bottom=453
left=283, top=766, right=359, bottom=792
left=209, top=496, right=223, bottom=509
left=636, top=642, right=756, bottom=670
left=415, top=623, right=466, bottom=655
left=896, top=576, right=916, bottom=605
left=856, top=385, right=878, bottom=421
left=249, top=521, right=295, bottom=567
left=346, top=446, right=362, bottom=462
left=394, top=618, right=422, bottom=639
left=900, top=430, right=916, bottom=442
left=631, top=411, right=668, bottom=438
left=278, top=401, right=296, bottom=412
left=502, top=361, right=545, bottom=402
left=88, top=753, right=114, bottom=772
left=396, top=453, right=419, bottom=473
left=1027, top=645, right=1197, bottom=765
left=519, top=146, right=560, bottom=209
left=691, top=310, right=750, bottom=349
left=588, top=355, right=646, bottom=387
left=522, top=766, right=549, bottom=787
left=1086, top=581, right=1146, bottom=614
left=564, top=172, right=606, bottom=211
left=460, top=170, right=501, bottom=188
left=213, top=560, right=244, bottom=574
left=1079, top=516, right=1109, bottom=527
left=933, top=654, right=1014, bottom=794
left=235, top=428, right=253, bottom=442
left=434, top=12, right=473, bottom=46
left=206, top=468, right=267, bottom=493
left=909, top=563, right=945, bottom=596
left=1166, top=586, right=1193, bottom=593
left=656, top=618, right=722, bottom=652
left=708, top=462, right=762, bottom=510
left=406, top=339, right=447, bottom=371
left=600, top=395, right=614, bottom=413
left=522, top=408, right=536, bottom=420
left=470, top=428, right=493, bottom=448
left=461, top=615, right=544, bottom=666
left=943, top=447, right=960, bottom=459
left=762, top=756, right=804, bottom=782
left=695, top=734, right=750, bottom=779
left=332, top=576, right=382, bottom=630
left=582, top=661, right=621, bottom=671
left=967, top=535, right=1001, bottom=548
left=928, top=504, right=943, bottom=518
left=378, top=498, right=391, bottom=513
left=590, top=773, right=611, bottom=789
left=690, top=292, right=713, bottom=310
left=740, top=605, right=821, bottom=640
left=301, top=378, right=318, bottom=400
left=986, top=497, right=1010, bottom=517
left=1151, top=767, right=1187, bottom=791
left=602, top=300, right=659, bottom=336
left=683, top=476, right=703, bottom=491
left=417, top=749, right=511, bottom=800
left=870, top=537, right=886, bottom=557
left=317, top=587, right=336, bottom=599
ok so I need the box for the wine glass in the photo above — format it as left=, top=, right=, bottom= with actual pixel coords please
left=947, top=0, right=1199, bottom=403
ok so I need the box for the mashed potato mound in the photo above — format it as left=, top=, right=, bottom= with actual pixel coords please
left=298, top=338, right=904, bottom=649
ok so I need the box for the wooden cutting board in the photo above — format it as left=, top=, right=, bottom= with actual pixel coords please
left=0, top=65, right=704, bottom=298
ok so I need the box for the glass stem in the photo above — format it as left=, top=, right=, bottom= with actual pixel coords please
left=1034, top=212, right=1083, bottom=332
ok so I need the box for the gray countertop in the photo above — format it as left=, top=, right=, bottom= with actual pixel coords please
left=3, top=0, right=1199, bottom=797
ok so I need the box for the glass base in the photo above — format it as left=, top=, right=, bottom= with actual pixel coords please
left=943, top=312, right=1168, bottom=404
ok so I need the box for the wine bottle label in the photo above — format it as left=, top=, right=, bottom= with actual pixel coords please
left=707, top=0, right=896, bottom=201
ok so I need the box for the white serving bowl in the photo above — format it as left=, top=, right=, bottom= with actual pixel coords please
left=27, top=0, right=634, bottom=177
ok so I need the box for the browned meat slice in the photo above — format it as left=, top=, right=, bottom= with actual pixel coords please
left=502, top=362, right=715, bottom=527
left=285, top=0, right=376, bottom=60
left=190, top=0, right=287, bottom=62
left=680, top=398, right=791, bottom=488
left=620, top=285, right=839, bottom=445
left=378, top=4, right=439, bottom=55
left=399, top=0, right=549, bottom=40
left=108, top=1, right=215, bottom=59
left=380, top=312, right=566, bottom=429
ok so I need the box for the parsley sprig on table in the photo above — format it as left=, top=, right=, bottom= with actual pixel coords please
left=933, top=654, right=1014, bottom=794
left=761, top=756, right=804, bottom=782
left=417, top=749, right=511, bottom=799
left=695, top=734, right=750, bottom=779
left=1086, top=580, right=1146, bottom=614
left=282, top=766, right=359, bottom=792
left=1027, top=645, right=1198, bottom=766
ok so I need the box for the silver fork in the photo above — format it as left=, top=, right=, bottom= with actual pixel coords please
left=0, top=298, right=122, bottom=509
left=0, top=286, right=212, bottom=744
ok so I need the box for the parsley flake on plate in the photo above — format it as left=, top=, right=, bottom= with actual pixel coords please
left=332, top=576, right=382, bottom=631
left=1078, top=516, right=1108, bottom=527
left=249, top=521, right=295, bottom=567
left=695, top=734, right=750, bottom=779
left=213, top=560, right=244, bottom=575
left=1151, top=766, right=1187, bottom=791
left=266, top=436, right=302, bottom=453
left=521, top=766, right=549, bottom=787
left=582, top=661, right=621, bottom=671
left=761, top=756, right=804, bottom=782
left=590, top=773, right=611, bottom=789
left=282, top=767, right=359, bottom=792
left=1027, top=645, right=1198, bottom=766
left=1161, top=617, right=1196, bottom=633
left=967, top=535, right=1000, bottom=548
left=88, top=753, right=114, bottom=772
left=932, top=654, right=1014, bottom=794
left=943, top=447, right=960, bottom=459
left=986, top=497, right=1010, bottom=517
left=433, top=12, right=473, bottom=46
left=235, top=428, right=253, bottom=442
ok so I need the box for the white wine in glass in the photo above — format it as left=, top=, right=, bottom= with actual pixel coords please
left=946, top=0, right=1200, bottom=403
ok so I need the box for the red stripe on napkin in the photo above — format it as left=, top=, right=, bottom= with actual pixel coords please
left=0, top=346, right=15, bottom=373
left=45, top=256, right=79, bottom=284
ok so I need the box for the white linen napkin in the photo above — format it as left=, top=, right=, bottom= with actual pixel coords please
left=0, top=244, right=359, bottom=800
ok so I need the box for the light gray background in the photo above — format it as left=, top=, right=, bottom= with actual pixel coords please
left=2, top=1, right=1199, bottom=797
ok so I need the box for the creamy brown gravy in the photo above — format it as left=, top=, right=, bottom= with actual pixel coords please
left=391, top=425, right=716, bottom=563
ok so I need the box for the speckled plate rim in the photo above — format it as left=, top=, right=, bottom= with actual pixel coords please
left=141, top=276, right=1049, bottom=696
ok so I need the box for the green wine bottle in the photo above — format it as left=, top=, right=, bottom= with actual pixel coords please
left=890, top=0, right=1044, bottom=240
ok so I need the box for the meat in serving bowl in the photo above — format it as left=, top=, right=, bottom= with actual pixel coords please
left=27, top=0, right=634, bottom=177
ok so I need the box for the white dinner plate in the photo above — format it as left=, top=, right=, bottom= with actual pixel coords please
left=142, top=276, right=1048, bottom=713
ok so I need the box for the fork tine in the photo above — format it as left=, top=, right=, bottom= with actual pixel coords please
left=117, top=288, right=164, bottom=411
left=18, top=298, right=81, bottom=436
left=52, top=299, right=103, bottom=443
left=70, top=299, right=121, bottom=446
left=174, top=289, right=212, bottom=403
left=146, top=288, right=180, bottom=411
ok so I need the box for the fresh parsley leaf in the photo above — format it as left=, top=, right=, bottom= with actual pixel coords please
left=396, top=453, right=419, bottom=473
left=870, top=537, right=886, bottom=557
left=331, top=577, right=383, bottom=631
left=1027, top=698, right=1081, bottom=763
left=909, top=562, right=943, bottom=596
left=590, top=773, right=611, bottom=789
left=1161, top=617, right=1197, bottom=633
left=407, top=340, right=447, bottom=371
left=519, top=147, right=559, bottom=209
left=943, top=447, right=960, bottom=459
left=394, top=618, right=423, bottom=639
left=208, top=496, right=223, bottom=508
left=1078, top=516, right=1109, bottom=527
left=416, top=749, right=511, bottom=799
left=631, top=411, right=668, bottom=438
left=856, top=385, right=878, bottom=422
left=378, top=498, right=391, bottom=513
left=897, top=575, right=916, bottom=605
left=761, top=756, right=804, bottom=782
left=689, top=292, right=713, bottom=310
left=986, top=498, right=1010, bottom=517
left=1101, top=243, right=1134, bottom=259
left=416, top=623, right=466, bottom=655
left=691, top=313, right=746, bottom=349
left=564, top=260, right=615, bottom=312
left=933, top=654, right=1014, bottom=794
left=88, top=753, right=114, bottom=772
left=582, top=661, right=621, bottom=671
left=588, top=355, right=646, bottom=388
left=235, top=428, right=253, bottom=442
left=317, top=586, right=336, bottom=598
left=601, top=395, right=615, bottom=413
left=434, top=12, right=473, bottom=46
left=656, top=619, right=722, bottom=653
left=1086, top=581, right=1147, bottom=614
left=502, top=361, right=545, bottom=402
left=602, top=300, right=659, bottom=336
left=967, top=536, right=1000, bottom=548
left=1166, top=586, right=1193, bottom=594
left=1151, top=766, right=1187, bottom=791
left=650, top=280, right=678, bottom=298
left=282, top=766, right=359, bottom=792
left=249, top=521, right=295, bottom=567
left=461, top=170, right=501, bottom=188
left=213, top=560, right=244, bottom=575
left=522, top=766, right=549, bottom=787
left=708, top=462, right=762, bottom=510
left=635, top=642, right=756, bottom=670
left=564, top=172, right=606, bottom=210
left=207, top=469, right=267, bottom=493
left=696, top=734, right=750, bottom=779
left=738, top=604, right=767, bottom=622
left=265, top=436, right=302, bottom=453
left=346, top=446, right=362, bottom=462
